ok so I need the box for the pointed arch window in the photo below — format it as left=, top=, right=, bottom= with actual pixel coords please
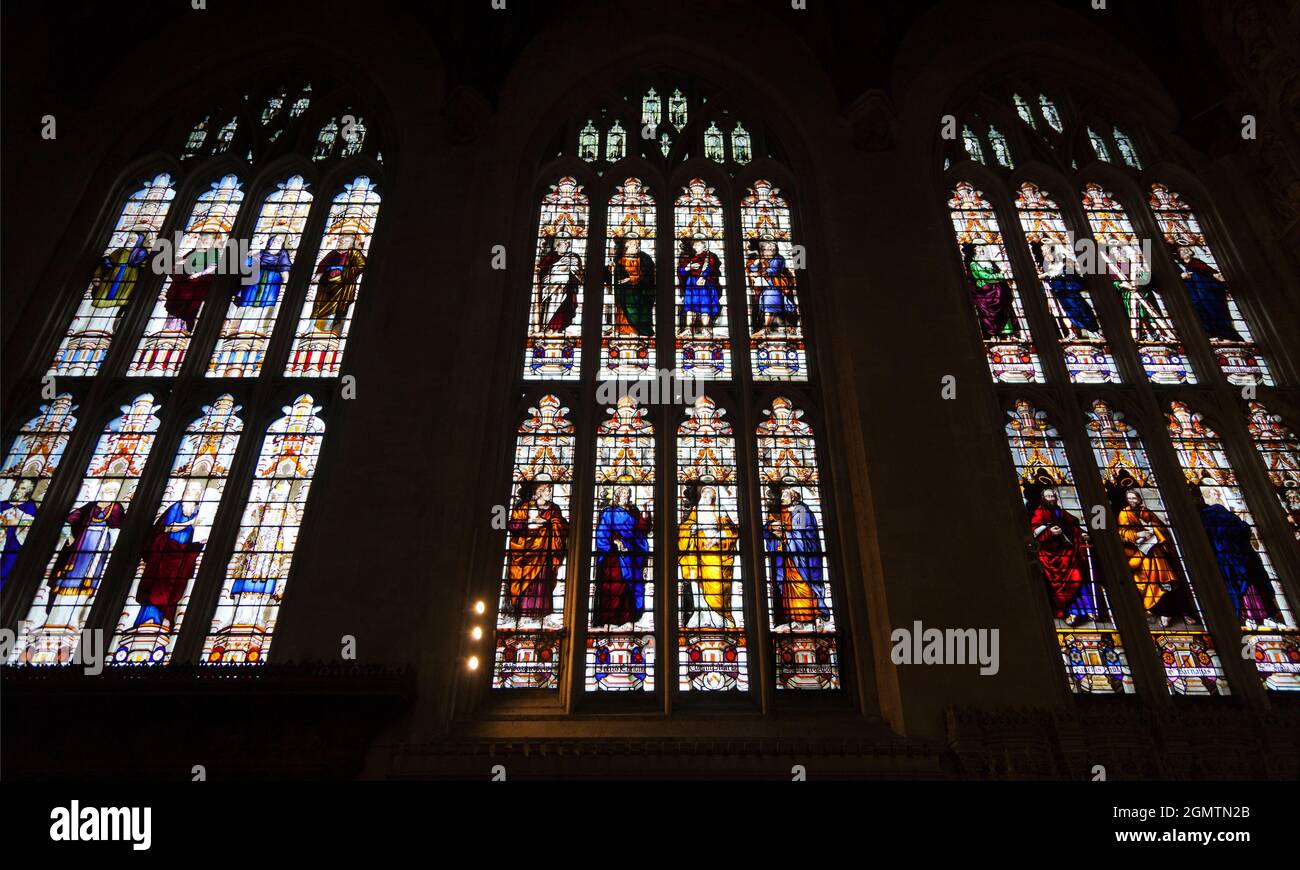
left=1080, top=183, right=1194, bottom=384
left=1087, top=127, right=1112, bottom=163
left=961, top=125, right=985, bottom=163
left=1113, top=127, right=1142, bottom=169
left=201, top=394, right=325, bottom=664
left=740, top=180, right=806, bottom=380
left=1014, top=182, right=1119, bottom=383
left=1005, top=399, right=1133, bottom=693
left=988, top=125, right=1013, bottom=169
left=0, top=395, right=79, bottom=590
left=128, top=174, right=245, bottom=377
left=1245, top=402, right=1300, bottom=539
left=602, top=177, right=656, bottom=378
left=209, top=175, right=314, bottom=378
left=947, top=181, right=1044, bottom=383
left=1085, top=400, right=1227, bottom=696
left=523, top=176, right=588, bottom=380
left=1165, top=401, right=1299, bottom=691
left=1148, top=183, right=1273, bottom=386
left=674, top=178, right=730, bottom=379
left=9, top=395, right=162, bottom=665
left=285, top=176, right=381, bottom=378
left=50, top=175, right=176, bottom=377
left=109, top=395, right=244, bottom=664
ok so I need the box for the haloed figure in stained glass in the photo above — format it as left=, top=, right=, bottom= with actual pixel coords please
left=311, top=234, right=366, bottom=335
left=1189, top=485, right=1283, bottom=627
left=1174, top=246, right=1241, bottom=342
left=747, top=239, right=799, bottom=338
left=679, top=236, right=722, bottom=336
left=678, top=484, right=740, bottom=630
left=537, top=234, right=583, bottom=334
left=1118, top=488, right=1199, bottom=627
left=592, top=485, right=651, bottom=627
left=610, top=234, right=655, bottom=337
left=1029, top=487, right=1099, bottom=625
left=505, top=480, right=568, bottom=618
left=1032, top=241, right=1100, bottom=341
left=961, top=242, right=1015, bottom=339
left=91, top=232, right=151, bottom=308
left=765, top=486, right=829, bottom=626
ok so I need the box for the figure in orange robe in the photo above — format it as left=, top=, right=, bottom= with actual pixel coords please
left=505, top=481, right=568, bottom=618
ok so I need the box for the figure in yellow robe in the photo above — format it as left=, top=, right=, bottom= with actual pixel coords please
left=678, top=486, right=739, bottom=629
left=1117, top=489, right=1198, bottom=626
left=311, top=236, right=367, bottom=335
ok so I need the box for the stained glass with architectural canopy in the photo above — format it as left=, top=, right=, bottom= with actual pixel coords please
left=587, top=396, right=656, bottom=691
left=601, top=178, right=656, bottom=378
left=9, top=395, right=162, bottom=665
left=1080, top=183, right=1194, bottom=384
left=1166, top=400, right=1299, bottom=691
left=201, top=394, right=325, bottom=664
left=757, top=397, right=840, bottom=689
left=1005, top=399, right=1134, bottom=693
left=0, top=395, right=78, bottom=591
left=677, top=396, right=747, bottom=691
left=740, top=180, right=807, bottom=380
left=947, top=181, right=1044, bottom=383
left=493, top=395, right=575, bottom=690
left=50, top=175, right=176, bottom=377
left=209, top=175, right=313, bottom=377
left=1149, top=183, right=1272, bottom=386
left=523, top=176, right=588, bottom=380
left=1245, top=402, right=1300, bottom=540
left=109, top=395, right=243, bottom=665
left=674, top=178, right=731, bottom=379
left=285, top=176, right=381, bottom=377
left=1085, top=399, right=1227, bottom=695
left=1015, top=182, right=1119, bottom=383
left=129, top=175, right=245, bottom=377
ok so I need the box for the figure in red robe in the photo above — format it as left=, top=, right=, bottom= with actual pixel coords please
left=164, top=244, right=222, bottom=332
left=134, top=500, right=203, bottom=627
left=1028, top=488, right=1098, bottom=625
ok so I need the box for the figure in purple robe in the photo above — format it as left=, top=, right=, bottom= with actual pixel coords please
left=1192, top=488, right=1282, bottom=625
left=961, top=242, right=1014, bottom=339
left=134, top=500, right=203, bottom=627
left=591, top=486, right=650, bottom=626
left=48, top=497, right=126, bottom=606
left=235, top=239, right=291, bottom=308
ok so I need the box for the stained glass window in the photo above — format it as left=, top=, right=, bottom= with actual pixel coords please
left=128, top=175, right=245, bottom=377
left=1087, top=127, right=1112, bottom=163
left=212, top=117, right=238, bottom=155
left=1149, top=183, right=1272, bottom=386
left=947, top=181, right=1044, bottom=383
left=731, top=123, right=752, bottom=164
left=1245, top=402, right=1300, bottom=540
left=0, top=395, right=78, bottom=591
left=704, top=123, right=725, bottom=162
left=9, top=395, right=162, bottom=665
left=578, top=121, right=599, bottom=161
left=1014, top=93, right=1036, bottom=128
left=988, top=125, right=1013, bottom=168
left=201, top=394, right=324, bottom=664
left=340, top=116, right=367, bottom=157
left=285, top=176, right=381, bottom=377
left=182, top=118, right=209, bottom=160
left=1014, top=182, right=1119, bottom=383
left=605, top=121, right=626, bottom=162
left=523, top=176, right=588, bottom=380
left=668, top=89, right=688, bottom=128
left=50, top=174, right=176, bottom=377
left=1005, top=399, right=1134, bottom=693
left=312, top=117, right=339, bottom=161
left=756, top=398, right=840, bottom=690
left=674, top=178, right=730, bottom=379
left=1085, top=399, right=1227, bottom=695
left=1113, top=127, right=1142, bottom=169
left=677, top=396, right=747, bottom=691
left=208, top=175, right=313, bottom=377
left=740, top=180, right=806, bottom=381
left=961, top=126, right=984, bottom=163
left=1080, top=183, right=1194, bottom=384
left=1165, top=401, right=1299, bottom=691
left=108, top=395, right=243, bottom=665
left=641, top=90, right=660, bottom=130
left=1039, top=94, right=1063, bottom=133
left=588, top=396, right=656, bottom=691
left=601, top=177, right=656, bottom=378
left=493, top=396, right=575, bottom=690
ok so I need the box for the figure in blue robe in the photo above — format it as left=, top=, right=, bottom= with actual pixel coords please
left=1035, top=241, right=1099, bottom=336
left=591, top=487, right=650, bottom=626
left=1176, top=249, right=1242, bottom=342
left=0, top=487, right=38, bottom=590
left=235, top=243, right=291, bottom=308
left=679, top=239, right=722, bottom=333
left=1194, top=493, right=1282, bottom=624
left=764, top=487, right=830, bottom=625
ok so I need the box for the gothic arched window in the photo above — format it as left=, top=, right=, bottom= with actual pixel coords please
left=1245, top=402, right=1300, bottom=540
left=3, top=72, right=386, bottom=670
left=487, top=77, right=846, bottom=701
